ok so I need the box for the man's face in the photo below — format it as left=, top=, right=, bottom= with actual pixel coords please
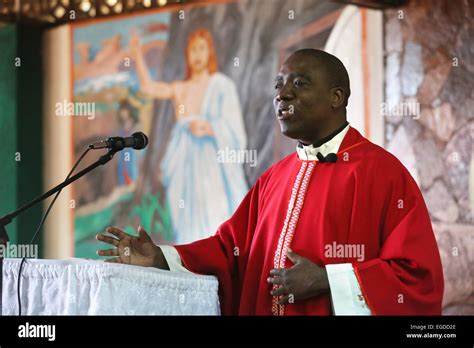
left=273, top=53, right=333, bottom=144
left=188, top=37, right=209, bottom=74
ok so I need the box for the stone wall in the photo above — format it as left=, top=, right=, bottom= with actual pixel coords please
left=384, top=0, right=473, bottom=314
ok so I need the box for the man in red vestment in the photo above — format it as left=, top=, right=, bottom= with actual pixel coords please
left=97, top=49, right=444, bottom=315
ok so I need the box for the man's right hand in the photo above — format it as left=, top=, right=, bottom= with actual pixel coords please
left=96, top=226, right=169, bottom=270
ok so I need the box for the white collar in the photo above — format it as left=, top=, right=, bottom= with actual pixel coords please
left=296, top=124, right=350, bottom=160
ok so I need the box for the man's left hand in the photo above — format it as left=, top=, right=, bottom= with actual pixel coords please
left=267, top=249, right=330, bottom=305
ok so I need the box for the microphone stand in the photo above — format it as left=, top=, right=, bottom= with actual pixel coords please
left=0, top=147, right=119, bottom=316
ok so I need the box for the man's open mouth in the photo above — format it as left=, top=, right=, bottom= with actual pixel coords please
left=278, top=107, right=295, bottom=119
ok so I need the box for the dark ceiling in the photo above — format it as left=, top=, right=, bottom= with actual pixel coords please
left=0, top=0, right=407, bottom=27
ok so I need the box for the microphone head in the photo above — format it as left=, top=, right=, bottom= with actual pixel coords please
left=132, top=132, right=148, bottom=150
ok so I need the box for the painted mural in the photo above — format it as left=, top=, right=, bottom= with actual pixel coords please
left=71, top=0, right=343, bottom=257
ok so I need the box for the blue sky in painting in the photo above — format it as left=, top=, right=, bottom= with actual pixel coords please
left=73, top=12, right=171, bottom=64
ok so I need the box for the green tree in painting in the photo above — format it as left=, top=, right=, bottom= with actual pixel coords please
left=124, top=192, right=173, bottom=242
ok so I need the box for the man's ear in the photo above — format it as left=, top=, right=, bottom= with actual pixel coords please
left=330, top=87, right=345, bottom=108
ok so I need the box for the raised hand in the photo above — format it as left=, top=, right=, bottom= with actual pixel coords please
left=129, top=31, right=142, bottom=58
left=96, top=226, right=169, bottom=269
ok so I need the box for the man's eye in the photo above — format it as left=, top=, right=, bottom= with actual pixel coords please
left=275, top=83, right=282, bottom=89
left=294, top=80, right=305, bottom=87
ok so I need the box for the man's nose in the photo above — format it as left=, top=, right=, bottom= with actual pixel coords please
left=275, top=83, right=294, bottom=102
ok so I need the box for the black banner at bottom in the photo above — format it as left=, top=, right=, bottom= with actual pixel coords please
left=0, top=315, right=472, bottom=345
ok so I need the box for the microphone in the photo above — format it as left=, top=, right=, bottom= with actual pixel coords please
left=316, top=152, right=337, bottom=163
left=89, top=132, right=148, bottom=151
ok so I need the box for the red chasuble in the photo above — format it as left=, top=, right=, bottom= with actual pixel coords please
left=174, top=127, right=444, bottom=315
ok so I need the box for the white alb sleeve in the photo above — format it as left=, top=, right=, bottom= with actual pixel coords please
left=158, top=245, right=191, bottom=273
left=326, top=263, right=372, bottom=315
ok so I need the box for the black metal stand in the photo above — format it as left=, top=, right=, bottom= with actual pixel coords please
left=0, top=148, right=119, bottom=316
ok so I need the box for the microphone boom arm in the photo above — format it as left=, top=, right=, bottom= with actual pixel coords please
left=0, top=147, right=119, bottom=231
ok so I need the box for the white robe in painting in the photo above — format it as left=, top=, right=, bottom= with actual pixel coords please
left=161, top=72, right=248, bottom=244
